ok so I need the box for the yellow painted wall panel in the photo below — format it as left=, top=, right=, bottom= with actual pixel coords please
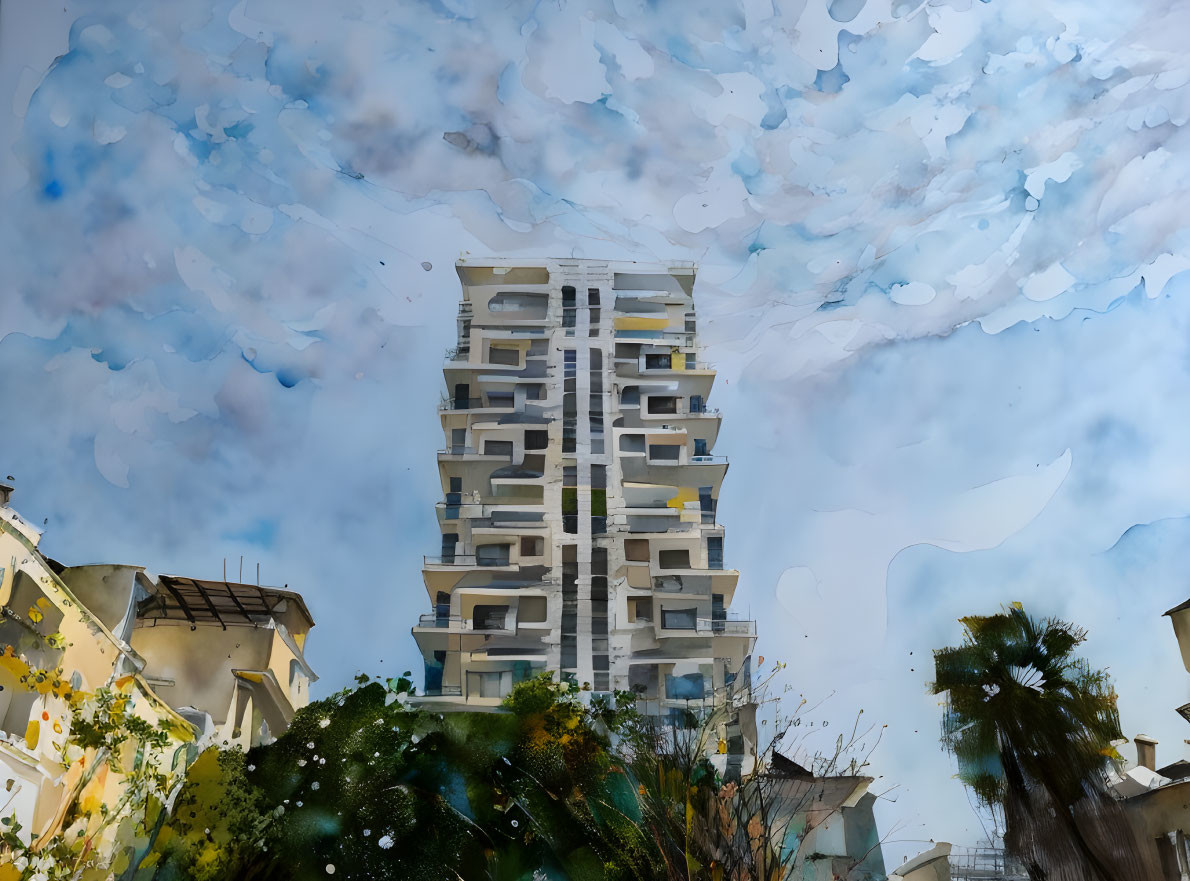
left=614, top=316, right=669, bottom=330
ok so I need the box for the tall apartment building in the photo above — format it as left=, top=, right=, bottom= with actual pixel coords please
left=413, top=258, right=756, bottom=750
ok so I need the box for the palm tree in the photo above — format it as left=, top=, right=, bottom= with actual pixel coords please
left=931, top=604, right=1158, bottom=881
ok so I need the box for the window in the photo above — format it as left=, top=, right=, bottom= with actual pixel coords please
left=661, top=607, right=697, bottom=630
left=647, top=396, right=678, bottom=414
left=633, top=598, right=653, bottom=622
left=487, top=391, right=514, bottom=408
left=665, top=672, right=705, bottom=700
left=488, top=346, right=520, bottom=366
left=472, top=605, right=508, bottom=630
left=488, top=292, right=548, bottom=317
left=468, top=671, right=507, bottom=699
left=685, top=352, right=696, bottom=369
left=562, top=286, right=576, bottom=332
left=645, top=353, right=671, bottom=369
left=588, top=288, right=600, bottom=306
left=451, top=428, right=467, bottom=453
left=693, top=438, right=708, bottom=457
left=562, top=464, right=578, bottom=534
left=621, top=386, right=640, bottom=406
left=520, top=535, right=544, bottom=557
left=424, top=650, right=445, bottom=694
left=707, top=537, right=723, bottom=570
left=648, top=444, right=681, bottom=461
left=659, top=549, right=691, bottom=569
left=477, top=544, right=511, bottom=566
left=699, top=486, right=714, bottom=524
left=689, top=395, right=705, bottom=414
left=484, top=440, right=514, bottom=458
left=453, top=383, right=470, bottom=409
left=525, top=429, right=548, bottom=449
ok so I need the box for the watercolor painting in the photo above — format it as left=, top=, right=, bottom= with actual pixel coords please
left=3, top=0, right=1190, bottom=878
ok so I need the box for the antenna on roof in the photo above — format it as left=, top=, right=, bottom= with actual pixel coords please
left=257, top=562, right=260, bottom=586
left=239, top=555, right=243, bottom=582
left=223, top=558, right=227, bottom=581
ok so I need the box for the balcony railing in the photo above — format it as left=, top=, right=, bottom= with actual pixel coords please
left=439, top=397, right=509, bottom=411
left=417, top=614, right=463, bottom=628
left=423, top=554, right=515, bottom=568
left=690, top=454, right=729, bottom=464
left=615, top=329, right=694, bottom=343
left=415, top=614, right=513, bottom=633
left=424, top=554, right=477, bottom=566
left=421, top=685, right=463, bottom=697
left=645, top=360, right=713, bottom=371
left=698, top=618, right=756, bottom=636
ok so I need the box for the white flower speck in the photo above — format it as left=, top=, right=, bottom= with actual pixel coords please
left=378, top=833, right=394, bottom=849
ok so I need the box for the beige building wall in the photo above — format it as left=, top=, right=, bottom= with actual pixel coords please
left=0, top=502, right=195, bottom=849
left=0, top=487, right=316, bottom=856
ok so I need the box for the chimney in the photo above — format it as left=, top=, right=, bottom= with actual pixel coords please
left=0, top=483, right=12, bottom=507
left=1135, top=734, right=1158, bottom=771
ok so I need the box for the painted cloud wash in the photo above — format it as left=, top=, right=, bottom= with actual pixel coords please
left=2, top=0, right=1190, bottom=853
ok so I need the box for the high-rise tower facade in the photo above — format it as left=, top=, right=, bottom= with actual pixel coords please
left=414, top=258, right=755, bottom=749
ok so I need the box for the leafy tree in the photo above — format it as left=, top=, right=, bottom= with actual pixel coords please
left=140, top=748, right=269, bottom=881
left=144, top=668, right=882, bottom=881
left=145, top=672, right=654, bottom=881
left=931, top=604, right=1160, bottom=881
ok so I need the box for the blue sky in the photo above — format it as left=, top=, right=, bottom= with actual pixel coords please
left=3, top=0, right=1190, bottom=860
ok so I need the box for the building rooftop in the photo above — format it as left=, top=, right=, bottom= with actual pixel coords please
left=1163, top=598, right=1190, bottom=616
left=137, top=575, right=315, bottom=630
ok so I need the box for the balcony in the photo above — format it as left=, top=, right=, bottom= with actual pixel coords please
left=414, top=614, right=513, bottom=634
left=614, top=329, right=694, bottom=344
left=440, top=446, right=477, bottom=456
left=424, top=554, right=480, bottom=567
left=417, top=613, right=464, bottom=629
left=424, top=551, right=517, bottom=568
left=699, top=618, right=756, bottom=637
left=439, top=397, right=514, bottom=411
left=656, top=616, right=756, bottom=638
